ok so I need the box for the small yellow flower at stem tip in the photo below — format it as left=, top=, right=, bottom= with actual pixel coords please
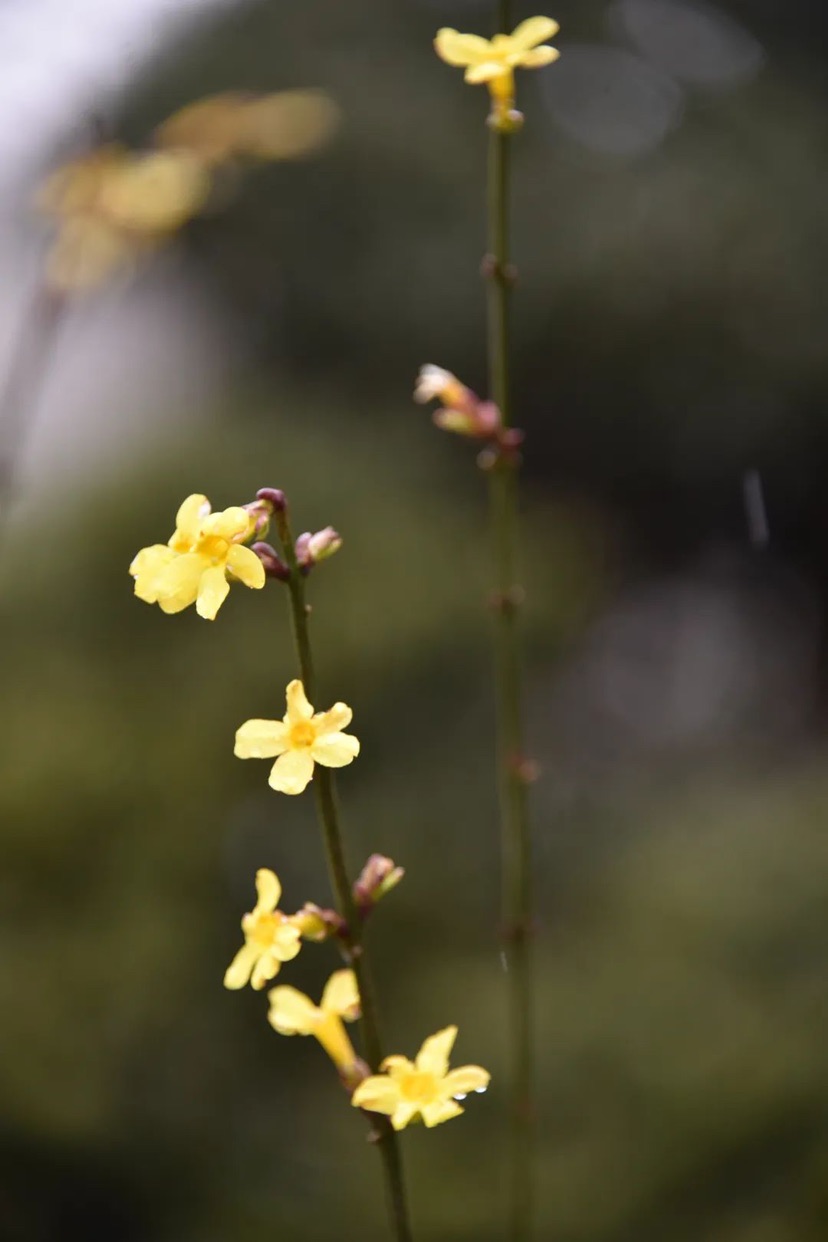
left=224, top=868, right=301, bottom=991
left=434, top=16, right=560, bottom=128
left=352, top=1026, right=490, bottom=1130
left=130, top=492, right=266, bottom=619
left=234, top=679, right=360, bottom=795
left=268, top=969, right=365, bottom=1086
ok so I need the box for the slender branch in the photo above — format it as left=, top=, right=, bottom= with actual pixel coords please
left=0, top=283, right=65, bottom=537
left=273, top=506, right=413, bottom=1242
left=486, top=4, right=536, bottom=1237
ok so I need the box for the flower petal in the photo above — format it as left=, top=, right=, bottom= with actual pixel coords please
left=509, top=15, right=560, bottom=51
left=254, top=868, right=281, bottom=912
left=352, top=1076, right=401, bottom=1115
left=321, top=968, right=360, bottom=1019
left=390, top=1101, right=421, bottom=1131
left=442, top=1065, right=491, bottom=1096
left=464, top=61, right=509, bottom=84
left=175, top=494, right=209, bottom=543
left=196, top=565, right=230, bottom=619
left=273, top=922, right=302, bottom=961
left=421, top=1099, right=465, bottom=1128
left=155, top=552, right=205, bottom=613
left=268, top=749, right=315, bottom=795
left=130, top=544, right=177, bottom=602
left=312, top=702, right=353, bottom=733
left=226, top=542, right=266, bottom=589
left=223, top=941, right=260, bottom=990
left=416, top=1025, right=458, bottom=1077
left=234, top=719, right=289, bottom=760
left=380, top=1055, right=415, bottom=1077
left=251, top=950, right=283, bottom=990
left=267, top=985, right=320, bottom=1035
left=202, top=505, right=251, bottom=541
left=285, top=679, right=314, bottom=721
left=435, top=28, right=493, bottom=67
left=311, top=731, right=360, bottom=769
left=516, top=46, right=559, bottom=68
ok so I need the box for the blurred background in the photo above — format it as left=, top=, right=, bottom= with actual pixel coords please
left=2, top=0, right=828, bottom=1238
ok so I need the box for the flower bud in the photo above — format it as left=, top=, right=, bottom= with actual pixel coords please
left=243, top=500, right=272, bottom=540
left=251, top=541, right=290, bottom=581
left=353, top=854, right=405, bottom=914
left=295, top=526, right=343, bottom=572
left=307, top=526, right=342, bottom=563
left=255, top=486, right=287, bottom=513
left=291, top=902, right=346, bottom=942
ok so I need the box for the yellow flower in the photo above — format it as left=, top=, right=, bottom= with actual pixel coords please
left=234, top=679, right=360, bottom=795
left=434, top=17, right=559, bottom=124
left=224, top=868, right=302, bottom=990
left=268, top=968, right=361, bottom=1076
left=130, top=492, right=266, bottom=620
left=351, top=1026, right=490, bottom=1130
left=37, top=145, right=210, bottom=291
left=155, top=90, right=340, bottom=167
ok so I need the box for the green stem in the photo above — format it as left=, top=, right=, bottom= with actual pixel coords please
left=486, top=4, right=535, bottom=1238
left=273, top=507, right=413, bottom=1242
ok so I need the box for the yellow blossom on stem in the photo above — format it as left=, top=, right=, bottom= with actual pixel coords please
left=268, top=968, right=363, bottom=1082
left=434, top=17, right=560, bottom=128
left=351, top=1025, right=490, bottom=1130
left=234, top=679, right=360, bottom=795
left=130, top=493, right=266, bottom=620
left=224, top=868, right=301, bottom=990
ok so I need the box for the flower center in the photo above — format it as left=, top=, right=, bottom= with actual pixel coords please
left=400, top=1071, right=439, bottom=1104
left=289, top=721, right=316, bottom=748
left=248, top=912, right=283, bottom=947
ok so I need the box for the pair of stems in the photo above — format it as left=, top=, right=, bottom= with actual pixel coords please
left=486, top=3, right=536, bottom=1240
left=272, top=507, right=413, bottom=1242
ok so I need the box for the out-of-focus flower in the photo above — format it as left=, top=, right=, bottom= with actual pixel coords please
left=434, top=17, right=559, bottom=127
left=155, top=90, right=340, bottom=167
left=414, top=365, right=477, bottom=413
left=351, top=1026, right=490, bottom=1129
left=413, top=364, right=503, bottom=439
left=37, top=145, right=210, bottom=291
left=224, top=869, right=302, bottom=990
left=268, top=968, right=363, bottom=1083
left=130, top=492, right=266, bottom=620
left=234, top=679, right=360, bottom=795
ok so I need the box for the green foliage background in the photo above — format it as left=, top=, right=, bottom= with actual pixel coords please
left=3, top=1, right=828, bottom=1239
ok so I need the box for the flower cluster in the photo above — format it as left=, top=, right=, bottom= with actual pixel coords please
left=130, top=486, right=490, bottom=1132
left=37, top=90, right=339, bottom=292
